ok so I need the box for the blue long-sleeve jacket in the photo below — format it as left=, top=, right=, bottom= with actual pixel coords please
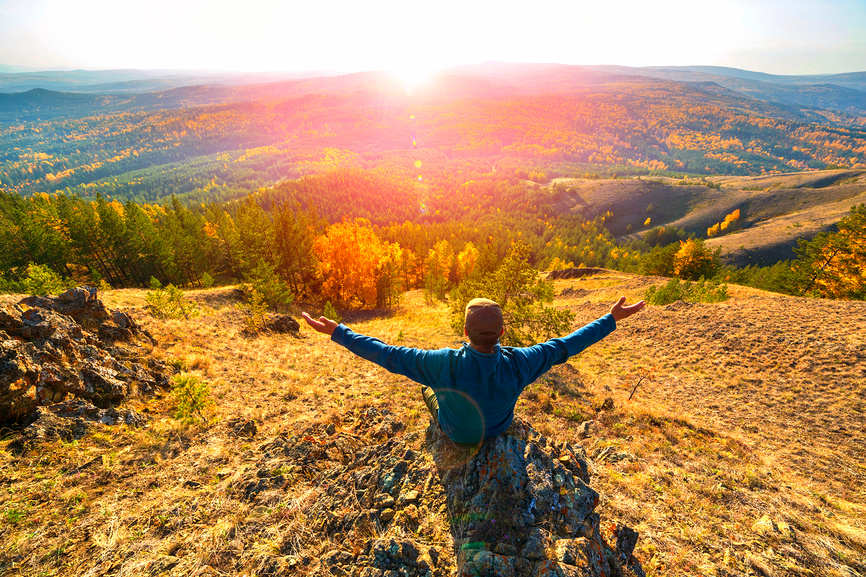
left=331, top=313, right=616, bottom=444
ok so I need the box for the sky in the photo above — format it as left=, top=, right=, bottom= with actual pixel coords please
left=1, top=0, right=865, bottom=76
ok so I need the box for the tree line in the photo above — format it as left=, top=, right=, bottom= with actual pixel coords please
left=2, top=168, right=864, bottom=305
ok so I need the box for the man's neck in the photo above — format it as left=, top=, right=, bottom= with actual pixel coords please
left=469, top=343, right=496, bottom=354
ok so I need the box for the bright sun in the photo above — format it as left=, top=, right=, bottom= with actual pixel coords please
left=389, top=59, right=442, bottom=88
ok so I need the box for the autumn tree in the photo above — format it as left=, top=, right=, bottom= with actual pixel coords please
left=315, top=219, right=400, bottom=308
left=795, top=204, right=866, bottom=299
left=707, top=208, right=741, bottom=238
left=455, top=241, right=480, bottom=283
left=673, top=238, right=720, bottom=280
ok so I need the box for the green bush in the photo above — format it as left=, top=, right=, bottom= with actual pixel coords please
left=236, top=288, right=269, bottom=334
left=146, top=277, right=200, bottom=319
left=19, top=263, right=70, bottom=296
left=171, top=372, right=214, bottom=424
left=644, top=277, right=729, bottom=305
left=200, top=272, right=215, bottom=289
left=323, top=301, right=342, bottom=324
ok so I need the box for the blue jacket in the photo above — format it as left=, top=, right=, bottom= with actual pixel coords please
left=331, top=314, right=617, bottom=444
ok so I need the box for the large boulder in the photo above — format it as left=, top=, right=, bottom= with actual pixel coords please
left=0, top=287, right=169, bottom=423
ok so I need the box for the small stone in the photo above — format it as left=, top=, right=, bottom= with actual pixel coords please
left=399, top=504, right=419, bottom=525
left=555, top=538, right=583, bottom=565
left=373, top=493, right=395, bottom=509
left=379, top=508, right=395, bottom=522
left=576, top=420, right=594, bottom=438
left=325, top=423, right=336, bottom=435
left=396, top=490, right=419, bottom=506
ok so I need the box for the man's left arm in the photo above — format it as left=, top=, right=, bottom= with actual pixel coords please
left=518, top=296, right=645, bottom=380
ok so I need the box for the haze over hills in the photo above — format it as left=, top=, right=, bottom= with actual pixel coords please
left=1, top=61, right=865, bottom=277
left=3, top=62, right=866, bottom=112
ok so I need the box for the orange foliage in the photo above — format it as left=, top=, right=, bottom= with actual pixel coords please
left=707, top=209, right=741, bottom=238
left=314, top=220, right=397, bottom=308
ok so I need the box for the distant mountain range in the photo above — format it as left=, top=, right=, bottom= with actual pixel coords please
left=2, top=63, right=865, bottom=117
left=586, top=65, right=866, bottom=114
left=0, top=68, right=333, bottom=94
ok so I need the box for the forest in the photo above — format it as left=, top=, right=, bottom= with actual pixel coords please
left=1, top=68, right=865, bottom=304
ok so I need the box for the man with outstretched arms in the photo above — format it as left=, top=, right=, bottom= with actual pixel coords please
left=303, top=296, right=644, bottom=446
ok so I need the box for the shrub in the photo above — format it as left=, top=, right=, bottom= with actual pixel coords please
left=146, top=277, right=200, bottom=319
left=794, top=204, right=866, bottom=300
left=200, top=272, right=215, bottom=289
left=236, top=288, right=269, bottom=334
left=19, top=263, right=69, bottom=296
left=640, top=243, right=679, bottom=277
left=171, top=372, right=214, bottom=424
left=323, top=301, right=342, bottom=324
left=673, top=239, right=721, bottom=280
left=644, top=277, right=729, bottom=305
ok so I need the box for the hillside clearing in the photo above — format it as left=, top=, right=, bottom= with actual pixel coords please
left=1, top=275, right=864, bottom=576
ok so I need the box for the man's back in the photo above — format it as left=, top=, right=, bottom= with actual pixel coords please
left=330, top=313, right=616, bottom=443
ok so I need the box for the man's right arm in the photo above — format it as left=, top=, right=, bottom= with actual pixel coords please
left=306, top=314, right=444, bottom=386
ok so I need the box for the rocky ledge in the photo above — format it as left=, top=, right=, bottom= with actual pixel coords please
left=230, top=408, right=644, bottom=577
left=0, top=287, right=170, bottom=425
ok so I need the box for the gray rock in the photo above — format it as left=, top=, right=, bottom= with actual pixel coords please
left=577, top=420, right=594, bottom=439
left=1, top=287, right=168, bottom=423
left=14, top=399, right=148, bottom=447
left=257, top=411, right=642, bottom=577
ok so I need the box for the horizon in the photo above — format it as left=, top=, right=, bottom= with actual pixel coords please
left=2, top=61, right=866, bottom=79
left=1, top=0, right=865, bottom=77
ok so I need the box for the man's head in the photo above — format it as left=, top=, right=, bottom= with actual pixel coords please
left=464, top=298, right=504, bottom=349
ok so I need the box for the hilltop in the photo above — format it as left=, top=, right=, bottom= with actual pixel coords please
left=544, top=169, right=866, bottom=265
left=1, top=271, right=864, bottom=576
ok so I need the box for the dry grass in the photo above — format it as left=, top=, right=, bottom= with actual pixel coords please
left=1, top=279, right=864, bottom=576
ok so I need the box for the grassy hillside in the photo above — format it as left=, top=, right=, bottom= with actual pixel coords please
left=544, top=169, right=866, bottom=265
left=2, top=275, right=864, bottom=576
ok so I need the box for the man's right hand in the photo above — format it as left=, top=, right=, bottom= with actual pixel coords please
left=610, top=297, right=645, bottom=322
left=302, top=312, right=339, bottom=336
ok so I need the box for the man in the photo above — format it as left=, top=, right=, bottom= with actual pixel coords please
left=302, top=296, right=644, bottom=446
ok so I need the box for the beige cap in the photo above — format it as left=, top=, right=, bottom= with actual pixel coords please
left=464, top=298, right=503, bottom=339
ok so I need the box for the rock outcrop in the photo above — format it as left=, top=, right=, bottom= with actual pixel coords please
left=14, top=398, right=148, bottom=447
left=547, top=268, right=610, bottom=280
left=429, top=419, right=644, bottom=577
left=233, top=408, right=644, bottom=576
left=0, top=287, right=170, bottom=423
